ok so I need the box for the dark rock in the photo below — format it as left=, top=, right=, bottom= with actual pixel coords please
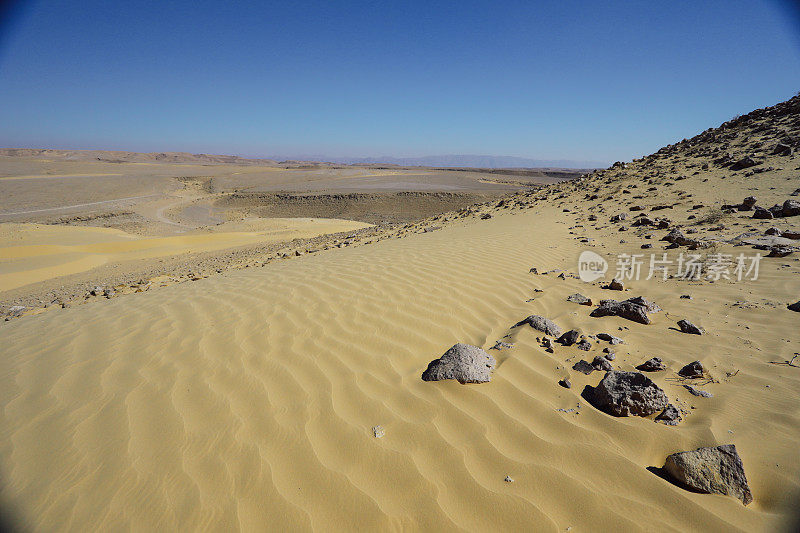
left=592, top=370, right=669, bottom=417
left=764, top=227, right=782, bottom=236
left=558, top=378, right=571, bottom=389
left=663, top=444, right=753, bottom=505
left=752, top=207, right=774, bottom=220
left=610, top=213, right=628, bottom=222
left=678, top=360, right=704, bottom=379
left=513, top=315, right=562, bottom=337
left=789, top=301, right=800, bottom=312
left=557, top=329, right=581, bottom=346
left=567, top=293, right=592, bottom=306
left=592, top=355, right=612, bottom=371
left=637, top=357, right=666, bottom=372
left=772, top=143, right=793, bottom=156
left=677, top=319, right=704, bottom=335
left=597, top=333, right=624, bottom=345
left=730, top=156, right=759, bottom=171
left=767, top=246, right=794, bottom=257
left=605, top=278, right=624, bottom=291
left=661, top=228, right=697, bottom=246
left=576, top=339, right=592, bottom=351
left=655, top=404, right=682, bottom=426
left=590, top=296, right=660, bottom=325
left=480, top=213, right=492, bottom=220
left=783, top=199, right=800, bottom=217
left=740, top=196, right=757, bottom=210
left=572, top=360, right=595, bottom=375
left=421, top=344, right=496, bottom=384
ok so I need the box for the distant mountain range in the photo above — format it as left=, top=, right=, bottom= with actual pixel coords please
left=266, top=154, right=606, bottom=169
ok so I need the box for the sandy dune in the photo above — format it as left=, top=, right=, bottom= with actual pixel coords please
left=1, top=97, right=800, bottom=531
left=0, top=218, right=372, bottom=291
left=1, top=200, right=799, bottom=531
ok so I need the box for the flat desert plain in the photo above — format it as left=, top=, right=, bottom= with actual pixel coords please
left=1, top=97, right=799, bottom=532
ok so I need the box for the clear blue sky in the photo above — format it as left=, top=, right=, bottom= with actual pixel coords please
left=1, top=0, right=799, bottom=165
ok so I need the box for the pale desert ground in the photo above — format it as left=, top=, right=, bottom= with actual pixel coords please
left=1, top=98, right=799, bottom=531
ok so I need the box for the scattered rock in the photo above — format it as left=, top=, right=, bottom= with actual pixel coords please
left=567, top=293, right=592, bottom=306
left=637, top=357, right=666, bottom=372
left=592, top=355, right=612, bottom=371
left=789, top=301, right=800, bottom=312
left=514, top=315, right=562, bottom=337
left=655, top=404, right=682, bottom=426
left=677, top=319, right=704, bottom=335
left=558, top=378, right=572, bottom=389
left=557, top=329, right=581, bottom=346
left=597, top=333, right=624, bottom=345
left=605, top=278, right=624, bottom=291
left=783, top=199, right=800, bottom=217
left=572, top=360, right=595, bottom=375
left=767, top=245, right=794, bottom=257
left=504, top=475, right=514, bottom=483
left=592, top=370, right=669, bottom=417
left=421, top=344, right=496, bottom=384
left=576, top=339, right=592, bottom=351
left=678, top=360, right=705, bottom=379
left=480, top=213, right=492, bottom=220
left=753, top=207, right=774, bottom=219
left=590, top=296, right=660, bottom=325
left=372, top=425, right=385, bottom=438
left=684, top=385, right=713, bottom=398
left=663, top=444, right=753, bottom=505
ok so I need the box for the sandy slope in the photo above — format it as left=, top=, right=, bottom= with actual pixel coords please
left=1, top=200, right=798, bottom=531
left=0, top=219, right=372, bottom=292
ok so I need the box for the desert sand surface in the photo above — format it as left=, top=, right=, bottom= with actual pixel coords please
left=1, top=96, right=800, bottom=531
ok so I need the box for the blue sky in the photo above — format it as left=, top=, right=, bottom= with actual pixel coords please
left=1, top=0, right=799, bottom=165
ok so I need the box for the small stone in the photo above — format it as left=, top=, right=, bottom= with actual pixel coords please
left=655, top=404, right=682, bottom=426
left=558, top=378, right=572, bottom=389
left=592, top=355, right=612, bottom=371
left=678, top=360, right=704, bottom=379
left=372, top=425, right=385, bottom=438
left=557, top=329, right=581, bottom=346
left=606, top=278, right=624, bottom=291
left=597, top=333, right=624, bottom=345
left=677, top=319, right=704, bottom=335
left=637, top=357, right=666, bottom=372
left=504, top=475, right=514, bottom=483
left=514, top=315, right=562, bottom=337
left=566, top=293, right=592, bottom=306
left=572, top=360, right=595, bottom=375
left=684, top=385, right=713, bottom=398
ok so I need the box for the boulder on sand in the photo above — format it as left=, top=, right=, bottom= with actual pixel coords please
left=637, top=357, right=666, bottom=372
left=678, top=360, right=704, bottom=379
left=421, top=343, right=496, bottom=384
left=663, top=444, right=753, bottom=505
left=591, top=370, right=669, bottom=417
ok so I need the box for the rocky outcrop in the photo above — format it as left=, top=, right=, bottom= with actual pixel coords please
left=591, top=370, right=669, bottom=417
left=421, top=343, right=496, bottom=384
left=663, top=445, right=753, bottom=505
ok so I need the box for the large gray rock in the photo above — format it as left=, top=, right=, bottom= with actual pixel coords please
left=421, top=344, right=496, bottom=384
left=637, top=357, right=666, bottom=372
left=592, top=370, right=669, bottom=417
left=514, top=314, right=562, bottom=337
left=590, top=296, right=660, bottom=325
left=663, top=444, right=753, bottom=505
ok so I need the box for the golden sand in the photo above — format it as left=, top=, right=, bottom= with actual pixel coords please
left=1, top=202, right=797, bottom=531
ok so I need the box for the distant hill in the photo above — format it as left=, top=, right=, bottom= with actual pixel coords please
left=268, top=154, right=607, bottom=169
